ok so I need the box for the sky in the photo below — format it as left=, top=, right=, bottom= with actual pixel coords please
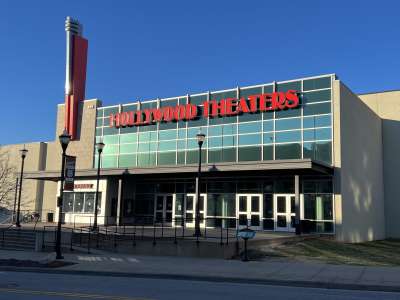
left=0, top=0, right=399, bottom=145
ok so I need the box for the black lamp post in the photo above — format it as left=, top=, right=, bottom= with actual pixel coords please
left=55, top=129, right=71, bottom=259
left=16, top=146, right=28, bottom=227
left=92, top=141, right=105, bottom=231
left=194, top=131, right=206, bottom=239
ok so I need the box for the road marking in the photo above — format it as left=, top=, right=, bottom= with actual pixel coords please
left=0, top=287, right=154, bottom=300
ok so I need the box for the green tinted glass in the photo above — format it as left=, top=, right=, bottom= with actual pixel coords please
left=119, top=154, right=136, bottom=167
left=263, top=85, right=273, bottom=93
left=303, top=141, right=332, bottom=164
left=189, top=94, right=207, bottom=106
left=120, top=126, right=137, bottom=134
left=140, top=101, right=157, bottom=109
left=103, top=145, right=119, bottom=155
left=263, top=120, right=274, bottom=132
left=160, top=98, right=178, bottom=107
left=275, top=108, right=301, bottom=118
left=178, top=129, right=186, bottom=139
left=208, top=149, right=222, bottom=163
left=238, top=134, right=262, bottom=146
left=103, top=135, right=119, bottom=144
left=103, top=107, right=119, bottom=115
left=208, top=126, right=223, bottom=136
left=223, top=135, right=236, bottom=147
left=159, top=129, right=177, bottom=140
left=275, top=143, right=301, bottom=159
left=275, top=118, right=301, bottom=131
left=119, top=143, right=137, bottom=154
left=96, top=109, right=104, bottom=118
left=238, top=122, right=262, bottom=134
left=103, top=127, right=119, bottom=136
left=275, top=130, right=301, bottom=143
left=158, top=152, right=176, bottom=165
left=302, top=90, right=331, bottom=104
left=223, top=124, right=237, bottom=135
left=303, top=102, right=331, bottom=116
left=303, top=76, right=331, bottom=91
left=158, top=140, right=176, bottom=151
left=120, top=133, right=137, bottom=144
left=101, top=155, right=118, bottom=168
left=263, top=133, right=274, bottom=144
left=303, top=115, right=331, bottom=128
left=209, top=137, right=222, bottom=148
left=238, top=146, right=261, bottom=161
left=277, top=81, right=301, bottom=92
left=222, top=148, right=236, bottom=162
left=263, top=145, right=273, bottom=160
left=96, top=118, right=104, bottom=127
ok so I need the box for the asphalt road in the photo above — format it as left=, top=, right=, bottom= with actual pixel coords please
left=0, top=271, right=399, bottom=300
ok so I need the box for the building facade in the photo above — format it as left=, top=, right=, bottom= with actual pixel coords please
left=3, top=73, right=398, bottom=243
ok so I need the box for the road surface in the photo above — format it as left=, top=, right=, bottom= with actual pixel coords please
left=0, top=271, right=398, bottom=299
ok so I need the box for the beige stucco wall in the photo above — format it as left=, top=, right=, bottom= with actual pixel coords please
left=333, top=80, right=385, bottom=242
left=0, top=142, right=47, bottom=212
left=40, top=99, right=101, bottom=220
left=358, top=91, right=400, bottom=238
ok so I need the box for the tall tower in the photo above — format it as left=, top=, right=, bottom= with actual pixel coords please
left=64, top=16, right=88, bottom=140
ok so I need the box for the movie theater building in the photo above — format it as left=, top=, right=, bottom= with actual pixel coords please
left=21, top=72, right=400, bottom=243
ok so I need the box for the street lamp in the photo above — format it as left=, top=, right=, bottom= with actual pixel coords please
left=194, top=131, right=206, bottom=239
left=55, top=129, right=71, bottom=259
left=92, top=141, right=105, bottom=231
left=15, top=146, right=28, bottom=227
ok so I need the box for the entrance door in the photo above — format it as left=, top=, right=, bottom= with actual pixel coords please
left=236, top=194, right=262, bottom=230
left=274, top=194, right=296, bottom=232
left=185, top=194, right=206, bottom=227
left=154, top=194, right=174, bottom=225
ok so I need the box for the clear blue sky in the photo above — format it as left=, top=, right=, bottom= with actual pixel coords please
left=1, top=0, right=399, bottom=145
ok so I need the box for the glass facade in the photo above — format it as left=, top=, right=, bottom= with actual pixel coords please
left=95, top=75, right=333, bottom=168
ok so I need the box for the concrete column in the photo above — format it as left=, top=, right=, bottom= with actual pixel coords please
left=295, top=175, right=301, bottom=235
left=117, top=177, right=123, bottom=226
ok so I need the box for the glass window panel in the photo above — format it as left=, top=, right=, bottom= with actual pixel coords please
left=121, top=103, right=138, bottom=112
left=208, top=149, right=222, bottom=163
left=186, top=149, right=206, bottom=164
left=251, top=196, right=260, bottom=212
left=95, top=128, right=102, bottom=136
left=160, top=98, right=178, bottom=107
left=223, top=124, right=237, bottom=135
left=84, top=193, right=95, bottom=213
left=302, top=90, right=331, bottom=104
left=187, top=127, right=206, bottom=139
left=158, top=140, right=176, bottom=151
left=223, top=135, right=236, bottom=147
left=210, top=90, right=237, bottom=101
left=120, top=126, right=137, bottom=134
left=63, top=193, right=74, bottom=212
left=119, top=154, right=136, bottom=167
left=303, top=141, right=332, bottom=164
left=275, top=143, right=301, bottom=159
left=96, top=118, right=104, bottom=127
left=277, top=81, right=301, bottom=92
left=263, top=111, right=274, bottom=120
left=138, top=143, right=150, bottom=152
left=238, top=146, right=262, bottom=161
left=120, top=133, right=137, bottom=144
left=275, top=130, right=301, bottom=143
left=96, top=109, right=104, bottom=118
left=189, top=94, right=207, bottom=106
left=263, top=145, right=273, bottom=160
left=303, top=129, right=315, bottom=141
left=263, top=120, right=274, bottom=132
left=103, top=135, right=119, bottom=145
left=103, top=144, right=119, bottom=155
left=119, top=143, right=136, bottom=154
left=303, top=102, right=331, bottom=116
left=149, top=142, right=157, bottom=151
left=187, top=116, right=208, bottom=127
left=187, top=139, right=199, bottom=150
left=263, top=85, right=273, bottom=93
left=177, top=140, right=185, bottom=150
left=178, top=129, right=186, bottom=139
left=158, top=152, right=176, bottom=165
left=275, top=118, right=301, bottom=131
left=263, top=132, right=274, bottom=144
left=140, top=101, right=157, bottom=109
left=103, top=127, right=119, bottom=136
left=238, top=122, right=262, bottom=134
left=303, top=76, right=331, bottom=91
left=101, top=155, right=118, bottom=168
left=74, top=193, right=84, bottom=213
left=263, top=194, right=273, bottom=218
left=103, top=107, right=119, bottom=116
left=178, top=97, right=187, bottom=105
left=239, top=86, right=262, bottom=98
left=177, top=151, right=185, bottom=164
left=275, top=108, right=301, bottom=118
left=159, top=129, right=177, bottom=140
left=315, top=128, right=331, bottom=140
left=207, top=194, right=223, bottom=216
left=159, top=122, right=177, bottom=130
left=238, top=113, right=261, bottom=122
left=209, top=137, right=222, bottom=148
left=303, top=115, right=331, bottom=128
left=208, top=126, right=223, bottom=136
left=222, top=148, right=236, bottom=162
left=138, top=132, right=150, bottom=143
left=238, top=134, right=262, bottom=146
left=139, top=124, right=158, bottom=132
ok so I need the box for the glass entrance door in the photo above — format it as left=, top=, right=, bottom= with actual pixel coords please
left=236, top=194, right=262, bottom=230
left=274, top=194, right=296, bottom=232
left=154, top=194, right=174, bottom=225
left=185, top=194, right=206, bottom=227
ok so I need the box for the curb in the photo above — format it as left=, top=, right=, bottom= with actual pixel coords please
left=0, top=266, right=399, bottom=293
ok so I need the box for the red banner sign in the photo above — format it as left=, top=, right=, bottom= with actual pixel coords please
left=109, top=90, right=299, bottom=128
left=64, top=155, right=76, bottom=191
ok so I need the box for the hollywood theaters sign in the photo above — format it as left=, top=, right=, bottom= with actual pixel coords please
left=109, top=90, right=299, bottom=128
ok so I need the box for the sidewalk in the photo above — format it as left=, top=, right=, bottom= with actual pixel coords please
left=1, top=249, right=400, bottom=292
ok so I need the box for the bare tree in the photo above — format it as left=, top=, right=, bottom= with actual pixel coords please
left=0, top=149, right=17, bottom=210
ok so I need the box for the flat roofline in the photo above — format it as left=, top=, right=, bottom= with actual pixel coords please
left=358, top=89, right=400, bottom=96
left=25, top=159, right=333, bottom=181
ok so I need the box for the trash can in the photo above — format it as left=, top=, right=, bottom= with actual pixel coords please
left=47, top=212, right=54, bottom=223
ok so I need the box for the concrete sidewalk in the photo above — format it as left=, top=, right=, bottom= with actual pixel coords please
left=1, top=249, right=400, bottom=292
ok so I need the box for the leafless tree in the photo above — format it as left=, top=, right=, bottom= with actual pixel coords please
left=0, top=149, right=17, bottom=210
